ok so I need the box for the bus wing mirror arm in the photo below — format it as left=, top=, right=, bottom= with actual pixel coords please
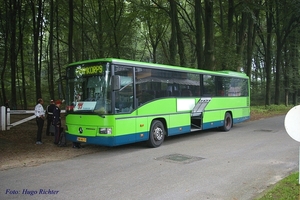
left=112, top=75, right=121, bottom=91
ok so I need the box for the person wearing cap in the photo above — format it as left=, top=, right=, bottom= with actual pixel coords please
left=46, top=100, right=55, bottom=136
left=53, top=100, right=62, bottom=145
left=34, top=98, right=45, bottom=145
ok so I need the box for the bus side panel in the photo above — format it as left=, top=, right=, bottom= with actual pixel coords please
left=231, top=107, right=250, bottom=123
left=135, top=117, right=150, bottom=142
left=202, top=97, right=250, bottom=130
left=114, top=117, right=139, bottom=145
left=202, top=111, right=223, bottom=129
left=138, top=98, right=193, bottom=136
left=168, top=113, right=191, bottom=136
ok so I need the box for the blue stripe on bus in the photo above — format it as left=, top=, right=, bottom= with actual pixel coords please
left=66, top=115, right=250, bottom=147
left=202, top=116, right=250, bottom=130
left=66, top=132, right=149, bottom=147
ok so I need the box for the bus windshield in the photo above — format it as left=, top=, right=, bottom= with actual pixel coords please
left=65, top=62, right=111, bottom=114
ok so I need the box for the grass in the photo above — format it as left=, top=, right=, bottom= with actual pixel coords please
left=250, top=105, right=294, bottom=121
left=251, top=105, right=299, bottom=200
left=251, top=104, right=294, bottom=115
left=255, top=172, right=299, bottom=200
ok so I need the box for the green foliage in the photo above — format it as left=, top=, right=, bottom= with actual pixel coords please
left=251, top=105, right=293, bottom=113
left=256, top=172, right=299, bottom=200
left=1, top=0, right=300, bottom=108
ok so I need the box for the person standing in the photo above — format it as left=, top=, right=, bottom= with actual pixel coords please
left=46, top=100, right=55, bottom=136
left=53, top=99, right=62, bottom=145
left=34, top=98, right=45, bottom=145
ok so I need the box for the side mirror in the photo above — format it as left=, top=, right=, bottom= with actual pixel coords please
left=112, top=75, right=120, bottom=91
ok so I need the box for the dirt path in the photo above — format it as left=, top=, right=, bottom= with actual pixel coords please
left=0, top=115, right=108, bottom=171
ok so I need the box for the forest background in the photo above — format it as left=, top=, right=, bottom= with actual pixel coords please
left=1, top=0, right=300, bottom=109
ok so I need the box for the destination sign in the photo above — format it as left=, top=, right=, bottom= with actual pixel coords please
left=76, top=65, right=103, bottom=76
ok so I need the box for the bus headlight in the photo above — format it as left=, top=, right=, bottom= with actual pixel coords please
left=99, top=128, right=112, bottom=134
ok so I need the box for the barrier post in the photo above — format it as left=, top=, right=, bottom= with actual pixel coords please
left=7, top=108, right=11, bottom=130
left=1, top=106, right=6, bottom=131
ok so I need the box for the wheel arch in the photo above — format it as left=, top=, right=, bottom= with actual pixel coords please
left=221, top=111, right=233, bottom=131
left=225, top=110, right=233, bottom=121
left=150, top=117, right=168, bottom=137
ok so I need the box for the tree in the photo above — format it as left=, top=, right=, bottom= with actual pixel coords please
left=274, top=0, right=300, bottom=105
left=31, top=0, right=44, bottom=101
left=194, top=0, right=204, bottom=69
left=9, top=0, right=18, bottom=109
left=68, top=0, right=73, bottom=63
left=203, top=0, right=214, bottom=70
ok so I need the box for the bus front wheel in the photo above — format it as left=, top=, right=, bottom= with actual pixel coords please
left=147, top=120, right=165, bottom=148
left=222, top=112, right=232, bottom=131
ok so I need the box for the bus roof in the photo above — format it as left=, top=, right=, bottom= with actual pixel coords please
left=68, top=58, right=249, bottom=79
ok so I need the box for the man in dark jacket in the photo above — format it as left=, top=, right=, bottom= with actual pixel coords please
left=53, top=100, right=62, bottom=145
left=46, top=100, right=55, bottom=136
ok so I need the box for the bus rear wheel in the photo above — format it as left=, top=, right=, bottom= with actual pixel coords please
left=147, top=120, right=165, bottom=148
left=222, top=112, right=232, bottom=131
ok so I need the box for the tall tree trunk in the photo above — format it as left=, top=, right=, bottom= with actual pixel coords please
left=31, top=0, right=43, bottom=101
left=283, top=29, right=300, bottom=106
left=98, top=0, right=104, bottom=58
left=204, top=0, right=214, bottom=70
left=18, top=1, right=27, bottom=109
left=236, top=12, right=248, bottom=71
left=195, top=0, right=204, bottom=69
left=56, top=1, right=64, bottom=99
left=246, top=13, right=254, bottom=79
left=274, top=39, right=282, bottom=105
left=1, top=1, right=9, bottom=105
left=10, top=0, right=17, bottom=109
left=69, top=0, right=74, bottom=63
left=265, top=1, right=273, bottom=106
left=283, top=43, right=289, bottom=106
left=246, top=8, right=259, bottom=79
left=172, top=1, right=186, bottom=66
left=48, top=0, right=55, bottom=100
left=221, top=0, right=234, bottom=70
left=168, top=0, right=177, bottom=65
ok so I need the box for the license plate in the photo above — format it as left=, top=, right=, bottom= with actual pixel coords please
left=77, top=137, right=87, bottom=142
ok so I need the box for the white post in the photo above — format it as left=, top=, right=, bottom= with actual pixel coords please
left=6, top=108, right=10, bottom=130
left=0, top=106, right=6, bottom=131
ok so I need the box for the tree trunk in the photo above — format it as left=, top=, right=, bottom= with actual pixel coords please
left=274, top=39, right=282, bottom=105
left=18, top=1, right=27, bottom=109
left=204, top=0, right=214, bottom=70
left=10, top=0, right=17, bottom=109
left=48, top=0, right=55, bottom=100
left=169, top=0, right=177, bottom=65
left=195, top=0, right=204, bottom=69
left=265, top=1, right=273, bottom=106
left=172, top=1, right=186, bottom=66
left=69, top=0, right=74, bottom=63
left=1, top=1, right=9, bottom=106
left=31, top=0, right=43, bottom=101
left=246, top=13, right=254, bottom=79
left=236, top=12, right=248, bottom=71
left=221, top=0, right=234, bottom=70
left=98, top=0, right=104, bottom=58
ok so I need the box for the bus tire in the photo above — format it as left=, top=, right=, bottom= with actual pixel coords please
left=222, top=112, right=232, bottom=132
left=147, top=120, right=165, bottom=148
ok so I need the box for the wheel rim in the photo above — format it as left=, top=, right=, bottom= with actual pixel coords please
left=153, top=126, right=163, bottom=141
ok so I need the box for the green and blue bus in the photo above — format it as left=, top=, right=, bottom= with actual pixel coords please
left=64, top=58, right=250, bottom=148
